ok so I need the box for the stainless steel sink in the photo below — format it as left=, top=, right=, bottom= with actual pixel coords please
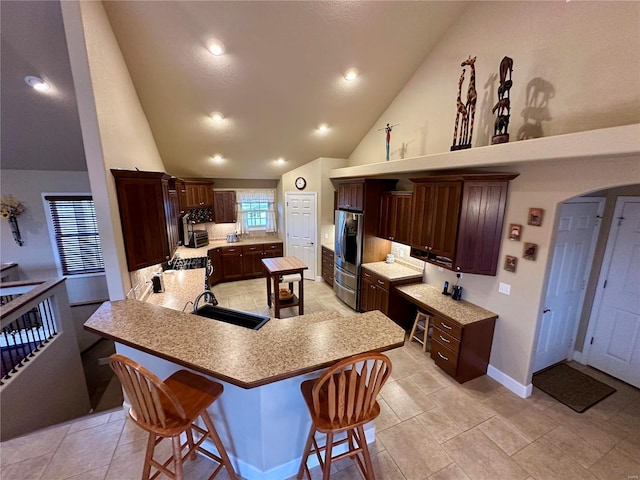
left=193, top=305, right=270, bottom=330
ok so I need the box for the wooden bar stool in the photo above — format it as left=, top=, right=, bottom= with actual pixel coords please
left=409, top=311, right=433, bottom=352
left=109, top=354, right=237, bottom=480
left=296, top=352, right=392, bottom=480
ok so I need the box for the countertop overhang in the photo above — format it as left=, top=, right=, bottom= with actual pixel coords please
left=84, top=300, right=405, bottom=389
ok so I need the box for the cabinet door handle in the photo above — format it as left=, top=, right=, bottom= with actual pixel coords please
left=440, top=322, right=453, bottom=330
left=439, top=335, right=450, bottom=343
left=437, top=352, right=449, bottom=361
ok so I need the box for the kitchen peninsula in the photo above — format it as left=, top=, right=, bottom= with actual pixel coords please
left=84, top=298, right=404, bottom=479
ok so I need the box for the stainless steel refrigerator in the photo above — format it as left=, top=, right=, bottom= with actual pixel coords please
left=334, top=210, right=364, bottom=310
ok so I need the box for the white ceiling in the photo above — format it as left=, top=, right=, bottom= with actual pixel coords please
left=2, top=1, right=469, bottom=179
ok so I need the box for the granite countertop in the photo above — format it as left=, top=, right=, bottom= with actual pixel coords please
left=84, top=300, right=405, bottom=389
left=175, top=236, right=284, bottom=259
left=144, top=268, right=205, bottom=310
left=361, top=261, right=423, bottom=282
left=395, top=283, right=498, bottom=326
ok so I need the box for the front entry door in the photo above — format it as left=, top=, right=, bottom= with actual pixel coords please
left=533, top=199, right=603, bottom=372
left=588, top=197, right=640, bottom=388
left=285, top=192, right=317, bottom=280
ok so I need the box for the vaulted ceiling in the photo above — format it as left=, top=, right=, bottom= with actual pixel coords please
left=2, top=1, right=469, bottom=179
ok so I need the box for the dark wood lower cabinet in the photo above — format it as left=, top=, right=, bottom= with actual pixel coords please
left=220, top=246, right=243, bottom=281
left=208, top=242, right=283, bottom=286
left=430, top=314, right=496, bottom=383
left=321, top=246, right=334, bottom=287
left=359, top=267, right=420, bottom=329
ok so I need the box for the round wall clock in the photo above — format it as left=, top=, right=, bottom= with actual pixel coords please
left=295, top=177, right=307, bottom=190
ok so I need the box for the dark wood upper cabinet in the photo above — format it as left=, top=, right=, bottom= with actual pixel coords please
left=184, top=181, right=214, bottom=208
left=409, top=173, right=517, bottom=275
left=336, top=181, right=364, bottom=211
left=378, top=192, right=413, bottom=244
left=214, top=191, right=237, bottom=223
left=111, top=170, right=172, bottom=272
left=455, top=180, right=511, bottom=275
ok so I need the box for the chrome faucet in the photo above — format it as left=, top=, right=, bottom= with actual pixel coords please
left=193, top=290, right=218, bottom=312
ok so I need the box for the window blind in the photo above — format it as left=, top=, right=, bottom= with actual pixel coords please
left=45, top=196, right=105, bottom=275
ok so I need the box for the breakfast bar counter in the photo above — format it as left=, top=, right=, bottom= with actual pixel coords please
left=84, top=300, right=404, bottom=388
left=84, top=301, right=404, bottom=479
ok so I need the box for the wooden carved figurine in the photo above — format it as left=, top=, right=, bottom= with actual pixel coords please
left=451, top=56, right=477, bottom=151
left=492, top=56, right=513, bottom=144
left=452, top=68, right=467, bottom=150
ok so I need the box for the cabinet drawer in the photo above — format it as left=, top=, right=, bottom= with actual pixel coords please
left=430, top=340, right=458, bottom=377
left=361, top=269, right=390, bottom=291
left=220, top=246, right=241, bottom=254
left=432, top=326, right=461, bottom=354
left=433, top=315, right=462, bottom=339
left=242, top=244, right=263, bottom=253
left=264, top=242, right=282, bottom=251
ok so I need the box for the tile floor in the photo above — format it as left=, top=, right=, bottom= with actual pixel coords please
left=1, top=278, right=639, bottom=480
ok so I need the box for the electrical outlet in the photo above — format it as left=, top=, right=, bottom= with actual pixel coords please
left=437, top=267, right=444, bottom=272
left=499, top=282, right=511, bottom=295
left=398, top=250, right=404, bottom=258
left=324, top=233, right=328, bottom=239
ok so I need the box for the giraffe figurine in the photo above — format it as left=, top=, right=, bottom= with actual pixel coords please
left=451, top=68, right=467, bottom=150
left=461, top=56, right=477, bottom=148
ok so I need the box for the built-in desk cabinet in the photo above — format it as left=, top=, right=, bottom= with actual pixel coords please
left=395, top=284, right=498, bottom=383
left=430, top=314, right=496, bottom=383
left=410, top=173, right=517, bottom=276
left=360, top=267, right=420, bottom=328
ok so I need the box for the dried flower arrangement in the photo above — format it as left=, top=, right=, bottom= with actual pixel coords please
left=1, top=194, right=26, bottom=219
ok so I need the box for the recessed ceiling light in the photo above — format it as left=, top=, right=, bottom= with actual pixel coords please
left=25, top=76, right=50, bottom=92
left=211, top=112, right=224, bottom=123
left=344, top=68, right=358, bottom=81
left=276, top=157, right=286, bottom=164
left=208, top=40, right=225, bottom=56
left=318, top=123, right=329, bottom=133
left=212, top=154, right=224, bottom=163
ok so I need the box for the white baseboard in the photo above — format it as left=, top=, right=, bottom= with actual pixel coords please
left=315, top=275, right=323, bottom=283
left=487, top=364, right=533, bottom=398
left=202, top=425, right=375, bottom=480
left=572, top=349, right=588, bottom=364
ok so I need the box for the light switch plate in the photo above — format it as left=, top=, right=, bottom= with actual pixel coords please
left=324, top=233, right=328, bottom=239
left=499, top=282, right=511, bottom=295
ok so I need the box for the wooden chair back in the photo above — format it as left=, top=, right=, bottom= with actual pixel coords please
left=109, top=354, right=187, bottom=431
left=311, top=352, right=392, bottom=428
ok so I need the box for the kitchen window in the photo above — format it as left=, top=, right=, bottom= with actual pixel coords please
left=236, top=190, right=277, bottom=234
left=44, top=195, right=105, bottom=276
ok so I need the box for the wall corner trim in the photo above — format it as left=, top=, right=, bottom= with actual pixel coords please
left=487, top=364, right=533, bottom=398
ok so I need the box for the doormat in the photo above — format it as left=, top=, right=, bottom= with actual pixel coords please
left=532, top=363, right=616, bottom=413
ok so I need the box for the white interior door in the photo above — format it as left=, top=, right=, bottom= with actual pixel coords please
left=587, top=197, right=640, bottom=388
left=533, top=199, right=604, bottom=372
left=285, top=192, right=316, bottom=280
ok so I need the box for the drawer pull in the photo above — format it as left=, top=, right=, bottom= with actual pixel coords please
left=377, top=280, right=385, bottom=285
left=439, top=335, right=450, bottom=343
left=437, top=352, right=449, bottom=361
left=440, top=322, right=453, bottom=330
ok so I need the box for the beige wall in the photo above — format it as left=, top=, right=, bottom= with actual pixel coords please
left=280, top=158, right=347, bottom=273
left=345, top=1, right=640, bottom=387
left=349, top=1, right=640, bottom=165
left=62, top=1, right=166, bottom=300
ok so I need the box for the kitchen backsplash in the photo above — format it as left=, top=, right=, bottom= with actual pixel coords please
left=128, top=263, right=159, bottom=300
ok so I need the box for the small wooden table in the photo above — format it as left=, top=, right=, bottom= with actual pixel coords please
left=261, top=256, right=308, bottom=318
